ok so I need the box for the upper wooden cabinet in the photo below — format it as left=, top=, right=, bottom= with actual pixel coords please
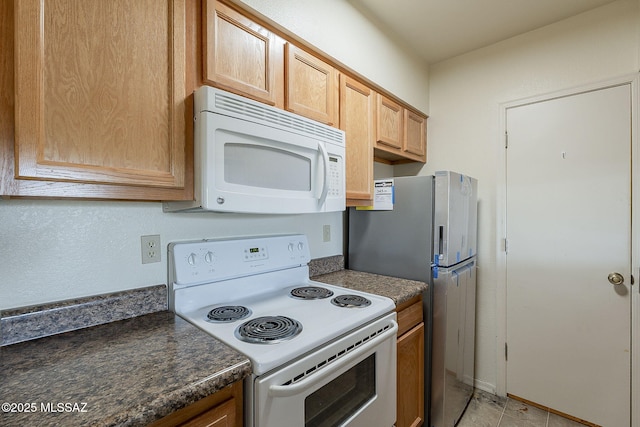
left=203, top=0, right=284, bottom=108
left=285, top=44, right=339, bottom=126
left=375, top=94, right=427, bottom=164
left=340, top=75, right=374, bottom=205
left=1, top=0, right=428, bottom=201
left=403, top=108, right=427, bottom=160
left=5, top=0, right=192, bottom=200
left=376, top=94, right=404, bottom=150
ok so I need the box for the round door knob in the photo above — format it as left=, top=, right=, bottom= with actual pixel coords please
left=608, top=272, right=624, bottom=285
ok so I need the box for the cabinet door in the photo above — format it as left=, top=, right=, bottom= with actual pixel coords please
left=286, top=44, right=338, bottom=126
left=13, top=0, right=187, bottom=194
left=397, top=322, right=425, bottom=427
left=376, top=94, right=403, bottom=150
left=403, top=109, right=426, bottom=161
left=340, top=75, right=374, bottom=205
left=180, top=398, right=235, bottom=427
left=149, top=381, right=242, bottom=427
left=203, top=0, right=284, bottom=107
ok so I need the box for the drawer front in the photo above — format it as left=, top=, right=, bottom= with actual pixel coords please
left=397, top=297, right=423, bottom=337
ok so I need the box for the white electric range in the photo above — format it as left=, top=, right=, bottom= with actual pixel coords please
left=168, top=234, right=398, bottom=427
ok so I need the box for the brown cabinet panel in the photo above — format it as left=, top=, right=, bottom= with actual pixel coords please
left=286, top=44, right=338, bottom=126
left=13, top=0, right=187, bottom=190
left=397, top=299, right=423, bottom=337
left=376, top=94, right=403, bottom=150
left=403, top=109, right=427, bottom=161
left=397, top=322, right=425, bottom=427
left=149, top=381, right=243, bottom=427
left=397, top=295, right=425, bottom=427
left=203, top=0, right=284, bottom=107
left=180, top=397, right=235, bottom=427
left=340, top=74, right=374, bottom=204
left=375, top=93, right=427, bottom=164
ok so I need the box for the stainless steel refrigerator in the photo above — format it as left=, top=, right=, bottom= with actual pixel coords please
left=348, top=172, right=478, bottom=427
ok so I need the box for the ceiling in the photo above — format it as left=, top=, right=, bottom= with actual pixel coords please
left=348, top=0, right=620, bottom=64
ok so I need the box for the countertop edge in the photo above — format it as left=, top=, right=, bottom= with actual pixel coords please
left=114, top=359, right=252, bottom=427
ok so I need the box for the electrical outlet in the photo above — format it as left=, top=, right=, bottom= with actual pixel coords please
left=141, top=235, right=161, bottom=264
left=323, top=225, right=331, bottom=242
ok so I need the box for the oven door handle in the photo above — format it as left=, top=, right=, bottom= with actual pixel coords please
left=268, top=321, right=398, bottom=398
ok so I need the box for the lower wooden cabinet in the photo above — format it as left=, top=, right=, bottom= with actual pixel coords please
left=396, top=296, right=425, bottom=427
left=149, top=380, right=242, bottom=427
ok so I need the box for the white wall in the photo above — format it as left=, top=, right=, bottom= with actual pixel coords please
left=0, top=200, right=343, bottom=310
left=402, top=0, right=640, bottom=393
left=0, top=0, right=430, bottom=311
left=237, top=0, right=430, bottom=113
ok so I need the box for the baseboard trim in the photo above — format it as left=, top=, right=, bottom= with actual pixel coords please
left=507, top=393, right=601, bottom=427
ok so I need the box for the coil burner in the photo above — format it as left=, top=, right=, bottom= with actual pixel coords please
left=206, top=306, right=252, bottom=323
left=331, top=295, right=372, bottom=308
left=235, top=316, right=303, bottom=344
left=290, top=286, right=334, bottom=300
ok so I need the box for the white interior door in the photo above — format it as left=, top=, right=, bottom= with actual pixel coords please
left=505, top=84, right=632, bottom=426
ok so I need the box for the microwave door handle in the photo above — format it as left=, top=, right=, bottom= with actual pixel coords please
left=318, top=142, right=330, bottom=207
left=268, top=321, right=398, bottom=398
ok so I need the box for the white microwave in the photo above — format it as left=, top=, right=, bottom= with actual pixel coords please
left=164, top=86, right=346, bottom=214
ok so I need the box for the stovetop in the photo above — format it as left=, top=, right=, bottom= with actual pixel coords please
left=168, top=235, right=395, bottom=375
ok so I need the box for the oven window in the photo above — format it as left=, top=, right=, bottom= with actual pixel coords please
left=305, top=354, right=376, bottom=427
left=224, top=142, right=311, bottom=191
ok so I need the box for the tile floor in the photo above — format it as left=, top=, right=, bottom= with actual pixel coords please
left=457, top=389, right=586, bottom=427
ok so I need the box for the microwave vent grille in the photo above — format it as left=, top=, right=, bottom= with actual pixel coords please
left=214, top=93, right=344, bottom=145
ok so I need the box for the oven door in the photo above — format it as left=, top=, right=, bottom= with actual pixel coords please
left=252, top=313, right=397, bottom=427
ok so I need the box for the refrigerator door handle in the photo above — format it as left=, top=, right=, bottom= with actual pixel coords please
left=438, top=225, right=445, bottom=257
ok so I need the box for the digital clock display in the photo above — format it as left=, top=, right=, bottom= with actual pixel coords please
left=249, top=247, right=260, bottom=253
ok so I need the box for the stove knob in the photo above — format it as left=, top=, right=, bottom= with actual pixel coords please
left=187, top=253, right=197, bottom=266
left=288, top=243, right=294, bottom=252
left=204, top=251, right=215, bottom=264
left=298, top=242, right=304, bottom=251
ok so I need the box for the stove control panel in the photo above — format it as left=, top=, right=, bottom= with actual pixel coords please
left=244, top=245, right=268, bottom=261
left=169, top=234, right=310, bottom=286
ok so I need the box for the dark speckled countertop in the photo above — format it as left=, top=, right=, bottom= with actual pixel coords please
left=0, top=311, right=251, bottom=427
left=312, top=269, right=428, bottom=307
